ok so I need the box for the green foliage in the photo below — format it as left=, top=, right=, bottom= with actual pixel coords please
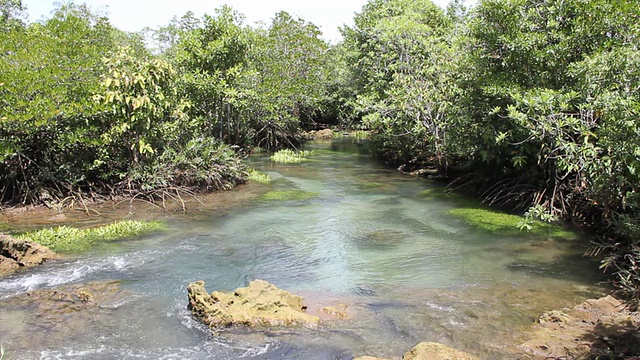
left=259, top=190, right=319, bottom=202
left=247, top=170, right=272, bottom=184
left=269, top=149, right=312, bottom=164
left=127, top=137, right=246, bottom=192
left=95, top=46, right=187, bottom=166
left=17, top=220, right=166, bottom=252
left=0, top=4, right=246, bottom=206
left=341, top=0, right=459, bottom=170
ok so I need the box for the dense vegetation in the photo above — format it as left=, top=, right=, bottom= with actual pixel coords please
left=1, top=0, right=639, bottom=306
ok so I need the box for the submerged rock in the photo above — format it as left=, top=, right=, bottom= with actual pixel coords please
left=322, top=304, right=349, bottom=318
left=0, top=233, right=56, bottom=275
left=0, top=281, right=131, bottom=347
left=403, top=342, right=478, bottom=360
left=187, top=279, right=320, bottom=329
left=354, top=342, right=478, bottom=360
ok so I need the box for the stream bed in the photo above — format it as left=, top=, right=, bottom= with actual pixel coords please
left=0, top=139, right=606, bottom=359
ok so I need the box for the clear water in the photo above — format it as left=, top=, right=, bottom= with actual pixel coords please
left=0, top=140, right=605, bottom=359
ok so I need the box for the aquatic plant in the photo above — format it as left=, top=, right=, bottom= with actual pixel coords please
left=17, top=220, right=166, bottom=253
left=269, top=149, right=312, bottom=164
left=362, top=182, right=385, bottom=189
left=0, top=343, right=4, bottom=360
left=247, top=169, right=272, bottom=184
left=259, top=190, right=319, bottom=202
left=447, top=207, right=576, bottom=240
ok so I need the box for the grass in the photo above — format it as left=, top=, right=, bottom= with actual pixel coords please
left=270, top=149, right=312, bottom=164
left=16, top=220, right=166, bottom=252
left=447, top=207, right=576, bottom=240
left=247, top=169, right=272, bottom=184
left=259, top=190, right=319, bottom=202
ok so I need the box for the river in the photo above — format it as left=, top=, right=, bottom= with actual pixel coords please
left=0, top=139, right=606, bottom=359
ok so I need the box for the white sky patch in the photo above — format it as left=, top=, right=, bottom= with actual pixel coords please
left=22, top=0, right=454, bottom=43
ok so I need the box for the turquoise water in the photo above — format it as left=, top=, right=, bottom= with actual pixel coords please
left=0, top=140, right=605, bottom=359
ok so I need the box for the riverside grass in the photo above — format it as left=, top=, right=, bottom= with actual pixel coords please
left=270, top=149, right=312, bottom=164
left=17, top=220, right=166, bottom=253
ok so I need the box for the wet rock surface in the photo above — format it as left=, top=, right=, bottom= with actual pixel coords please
left=187, top=279, right=320, bottom=329
left=521, top=295, right=640, bottom=359
left=353, top=341, right=478, bottom=360
left=0, top=233, right=56, bottom=275
left=0, top=281, right=131, bottom=347
left=305, top=129, right=334, bottom=140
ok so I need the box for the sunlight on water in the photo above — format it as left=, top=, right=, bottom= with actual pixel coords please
left=0, top=140, right=605, bottom=359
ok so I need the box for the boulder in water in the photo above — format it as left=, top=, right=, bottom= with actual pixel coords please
left=0, top=233, right=56, bottom=275
left=187, top=279, right=320, bottom=329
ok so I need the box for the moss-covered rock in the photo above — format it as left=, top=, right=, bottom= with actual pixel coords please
left=447, top=207, right=576, bottom=240
left=187, top=279, right=320, bottom=329
left=259, top=190, right=319, bottom=202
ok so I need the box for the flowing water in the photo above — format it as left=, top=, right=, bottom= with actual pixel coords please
left=0, top=139, right=606, bottom=359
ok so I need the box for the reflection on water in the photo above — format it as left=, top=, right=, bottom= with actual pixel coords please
left=0, top=140, right=606, bottom=359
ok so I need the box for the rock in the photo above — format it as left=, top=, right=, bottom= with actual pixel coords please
left=521, top=295, right=640, bottom=359
left=0, top=281, right=131, bottom=347
left=403, top=342, right=478, bottom=360
left=0, top=255, right=20, bottom=274
left=322, top=304, right=348, bottom=318
left=354, top=342, right=477, bottom=360
left=0, top=233, right=56, bottom=275
left=539, top=310, right=571, bottom=325
left=305, top=129, right=334, bottom=140
left=187, top=279, right=320, bottom=329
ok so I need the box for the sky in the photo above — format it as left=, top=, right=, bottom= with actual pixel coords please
left=22, top=0, right=453, bottom=43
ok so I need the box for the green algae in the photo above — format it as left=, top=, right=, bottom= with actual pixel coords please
left=247, top=169, right=272, bottom=184
left=447, top=207, right=577, bottom=240
left=16, top=220, right=166, bottom=253
left=270, top=149, right=312, bottom=164
left=362, top=182, right=385, bottom=189
left=259, top=190, right=319, bottom=202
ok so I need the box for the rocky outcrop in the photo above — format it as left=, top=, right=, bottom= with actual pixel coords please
left=305, top=129, right=334, bottom=140
left=521, top=295, right=640, bottom=358
left=354, top=342, right=478, bottom=360
left=187, top=279, right=320, bottom=329
left=0, top=233, right=56, bottom=275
